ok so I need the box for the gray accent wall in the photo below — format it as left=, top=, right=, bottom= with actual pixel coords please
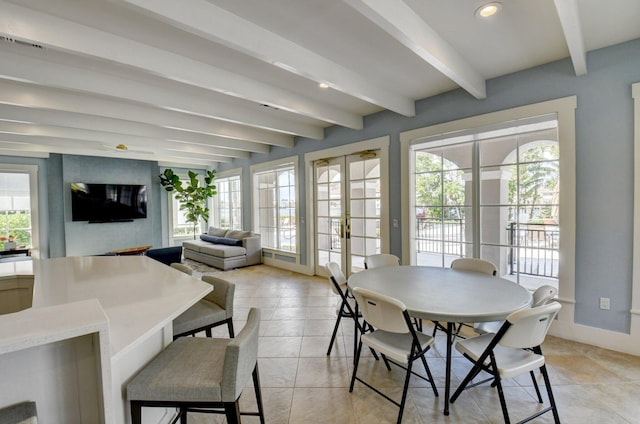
left=220, top=38, right=640, bottom=335
left=61, top=155, right=162, bottom=256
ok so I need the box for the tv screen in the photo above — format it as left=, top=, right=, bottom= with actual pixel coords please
left=71, top=183, right=147, bottom=222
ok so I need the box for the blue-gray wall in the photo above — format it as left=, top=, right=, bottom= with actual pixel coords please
left=221, top=38, right=640, bottom=335
left=1, top=38, right=638, bottom=334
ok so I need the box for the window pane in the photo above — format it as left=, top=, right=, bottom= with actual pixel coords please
left=411, top=117, right=560, bottom=292
left=255, top=165, right=296, bottom=252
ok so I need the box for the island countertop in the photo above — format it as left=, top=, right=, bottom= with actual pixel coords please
left=0, top=255, right=212, bottom=423
left=31, top=255, right=212, bottom=360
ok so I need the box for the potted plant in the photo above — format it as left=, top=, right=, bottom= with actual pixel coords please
left=159, top=169, right=217, bottom=239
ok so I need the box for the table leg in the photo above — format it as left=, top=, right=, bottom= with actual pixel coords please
left=444, top=321, right=454, bottom=416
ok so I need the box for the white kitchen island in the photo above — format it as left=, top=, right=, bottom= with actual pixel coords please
left=0, top=255, right=212, bottom=424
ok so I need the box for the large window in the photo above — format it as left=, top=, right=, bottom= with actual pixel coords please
left=411, top=116, right=559, bottom=291
left=401, top=97, right=576, bottom=299
left=252, top=158, right=297, bottom=253
left=0, top=172, right=32, bottom=250
left=213, top=173, right=242, bottom=230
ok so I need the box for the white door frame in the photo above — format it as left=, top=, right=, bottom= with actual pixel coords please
left=304, top=136, right=390, bottom=276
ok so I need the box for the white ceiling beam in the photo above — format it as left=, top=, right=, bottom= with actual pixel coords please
left=0, top=1, right=349, bottom=133
left=0, top=134, right=230, bottom=165
left=0, top=79, right=295, bottom=149
left=0, top=121, right=250, bottom=159
left=553, top=0, right=588, bottom=76
left=0, top=46, right=323, bottom=139
left=0, top=104, right=271, bottom=154
left=344, top=0, right=486, bottom=99
left=118, top=0, right=416, bottom=117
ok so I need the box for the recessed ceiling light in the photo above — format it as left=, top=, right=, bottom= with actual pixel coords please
left=318, top=83, right=329, bottom=89
left=475, top=2, right=502, bottom=18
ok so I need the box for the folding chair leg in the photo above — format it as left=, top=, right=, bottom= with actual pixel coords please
left=327, top=312, right=343, bottom=355
left=540, top=365, right=561, bottom=424
left=494, top=375, right=511, bottom=424
left=227, top=319, right=235, bottom=338
left=381, top=353, right=392, bottom=371
left=419, top=354, right=439, bottom=397
left=349, top=340, right=364, bottom=392
left=530, top=370, right=543, bottom=403
left=397, top=359, right=413, bottom=424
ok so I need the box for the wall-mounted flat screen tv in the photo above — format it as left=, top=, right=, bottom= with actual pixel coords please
left=71, top=183, right=147, bottom=222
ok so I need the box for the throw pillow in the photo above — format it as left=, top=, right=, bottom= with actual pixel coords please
left=207, top=227, right=228, bottom=237
left=226, top=230, right=252, bottom=240
left=200, top=234, right=243, bottom=246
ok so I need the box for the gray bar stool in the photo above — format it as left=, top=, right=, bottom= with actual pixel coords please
left=127, top=307, right=264, bottom=424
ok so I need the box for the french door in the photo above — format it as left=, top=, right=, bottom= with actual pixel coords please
left=314, top=152, right=382, bottom=276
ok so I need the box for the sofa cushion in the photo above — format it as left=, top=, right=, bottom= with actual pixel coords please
left=199, top=243, right=246, bottom=258
left=200, top=234, right=243, bottom=246
left=226, top=230, right=252, bottom=240
left=207, top=227, right=228, bottom=237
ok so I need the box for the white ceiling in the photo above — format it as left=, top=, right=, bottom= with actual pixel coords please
left=0, top=0, right=639, bottom=168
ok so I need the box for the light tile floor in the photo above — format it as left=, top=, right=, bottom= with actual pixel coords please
left=184, top=263, right=640, bottom=424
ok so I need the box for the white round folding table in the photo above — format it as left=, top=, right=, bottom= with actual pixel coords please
left=348, top=265, right=532, bottom=415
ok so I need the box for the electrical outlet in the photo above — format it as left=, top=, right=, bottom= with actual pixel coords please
left=599, top=297, right=610, bottom=310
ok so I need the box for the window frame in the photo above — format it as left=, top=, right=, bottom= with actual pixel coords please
left=632, top=82, right=640, bottom=334
left=0, top=164, right=39, bottom=255
left=400, top=96, right=576, bottom=311
left=250, top=156, right=299, bottom=254
left=212, top=169, right=242, bottom=230
left=409, top=116, right=560, bottom=284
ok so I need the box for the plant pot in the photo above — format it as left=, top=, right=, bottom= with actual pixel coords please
left=3, top=241, right=16, bottom=250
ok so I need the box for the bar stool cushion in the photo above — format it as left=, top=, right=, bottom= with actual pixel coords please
left=173, top=301, right=226, bottom=336
left=127, top=337, right=229, bottom=402
left=0, top=401, right=38, bottom=424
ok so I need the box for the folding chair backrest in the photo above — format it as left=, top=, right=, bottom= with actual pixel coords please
left=500, top=302, right=561, bottom=349
left=451, top=258, right=497, bottom=275
left=532, top=285, right=558, bottom=307
left=326, top=262, right=348, bottom=296
left=352, top=287, right=409, bottom=334
left=365, top=253, right=400, bottom=269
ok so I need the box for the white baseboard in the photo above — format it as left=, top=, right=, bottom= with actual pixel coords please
left=261, top=257, right=314, bottom=275
left=549, top=300, right=640, bottom=356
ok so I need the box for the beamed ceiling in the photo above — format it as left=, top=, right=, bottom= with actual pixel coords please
left=0, top=0, right=639, bottom=168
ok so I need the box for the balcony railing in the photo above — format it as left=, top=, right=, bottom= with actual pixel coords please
left=414, top=217, right=559, bottom=279
left=415, top=218, right=464, bottom=256
left=507, top=222, right=559, bottom=278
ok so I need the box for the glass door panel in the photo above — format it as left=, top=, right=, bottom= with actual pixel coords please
left=314, top=154, right=382, bottom=276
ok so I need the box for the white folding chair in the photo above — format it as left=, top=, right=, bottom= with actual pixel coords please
left=450, top=302, right=562, bottom=424
left=432, top=257, right=498, bottom=339
left=450, top=257, right=497, bottom=275
left=364, top=253, right=400, bottom=269
left=349, top=287, right=438, bottom=424
left=474, top=284, right=558, bottom=335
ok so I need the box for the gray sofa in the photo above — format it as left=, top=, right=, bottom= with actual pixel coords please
left=182, top=227, right=261, bottom=270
